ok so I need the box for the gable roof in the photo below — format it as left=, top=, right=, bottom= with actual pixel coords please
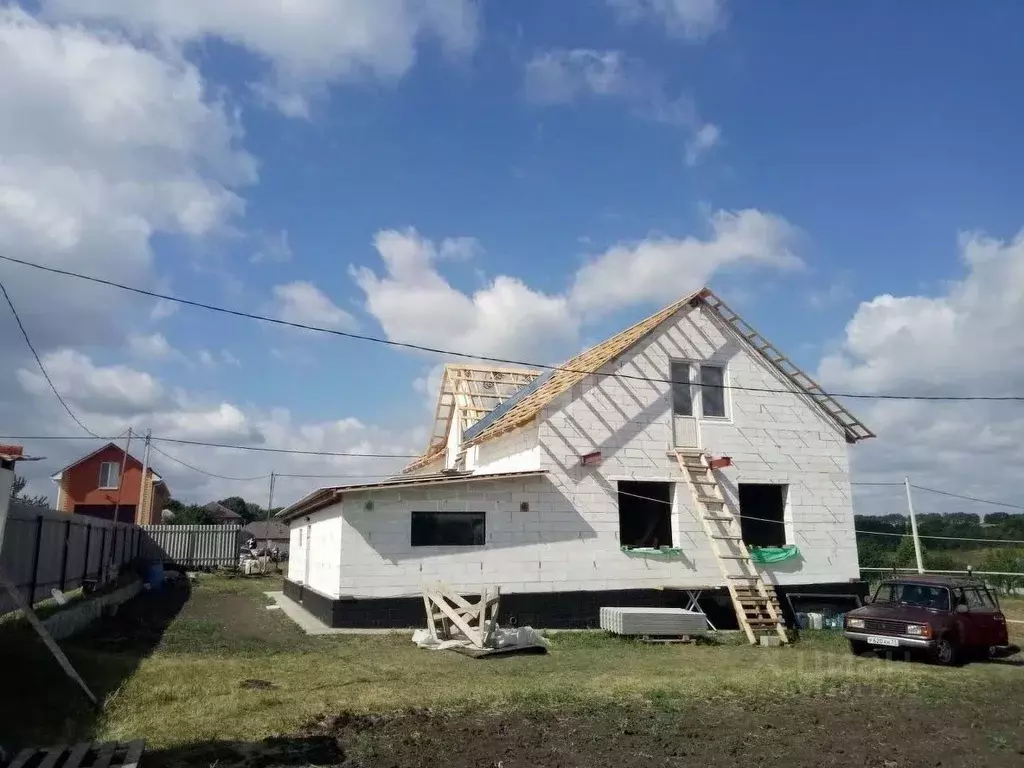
left=50, top=442, right=165, bottom=485
left=203, top=501, right=243, bottom=521
left=459, top=287, right=873, bottom=448
left=403, top=364, right=541, bottom=473
left=243, top=520, right=290, bottom=540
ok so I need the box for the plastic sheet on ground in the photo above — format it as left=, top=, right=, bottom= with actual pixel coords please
left=412, top=625, right=549, bottom=655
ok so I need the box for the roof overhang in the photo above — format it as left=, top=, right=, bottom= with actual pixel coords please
left=278, top=470, right=548, bottom=522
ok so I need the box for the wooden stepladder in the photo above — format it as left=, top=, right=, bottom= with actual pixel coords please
left=674, top=450, right=788, bottom=645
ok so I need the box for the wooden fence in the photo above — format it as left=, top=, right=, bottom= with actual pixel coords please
left=0, top=501, right=243, bottom=615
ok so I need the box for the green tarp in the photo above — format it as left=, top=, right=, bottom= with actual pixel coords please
left=748, top=545, right=801, bottom=564
left=621, top=546, right=684, bottom=556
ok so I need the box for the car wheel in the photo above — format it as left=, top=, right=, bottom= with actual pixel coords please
left=931, top=635, right=962, bottom=666
left=849, top=639, right=870, bottom=656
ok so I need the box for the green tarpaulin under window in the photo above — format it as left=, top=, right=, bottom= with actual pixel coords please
left=621, top=546, right=684, bottom=556
left=748, top=545, right=801, bottom=564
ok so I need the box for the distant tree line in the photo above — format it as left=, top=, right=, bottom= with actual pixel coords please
left=161, top=495, right=283, bottom=525
left=856, top=512, right=1024, bottom=593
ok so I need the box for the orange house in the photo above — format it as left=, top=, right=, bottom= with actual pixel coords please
left=51, top=443, right=171, bottom=524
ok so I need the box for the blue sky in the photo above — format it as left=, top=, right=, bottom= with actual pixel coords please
left=3, top=0, right=1024, bottom=509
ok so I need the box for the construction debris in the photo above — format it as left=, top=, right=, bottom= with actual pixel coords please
left=416, top=582, right=548, bottom=657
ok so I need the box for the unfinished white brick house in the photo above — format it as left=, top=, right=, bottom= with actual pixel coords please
left=280, top=289, right=874, bottom=636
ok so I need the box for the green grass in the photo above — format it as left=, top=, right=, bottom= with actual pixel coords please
left=4, top=574, right=1022, bottom=750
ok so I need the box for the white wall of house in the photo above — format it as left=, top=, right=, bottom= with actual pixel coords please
left=336, top=474, right=685, bottom=598
left=286, top=505, right=344, bottom=597
left=467, top=422, right=541, bottom=474
left=318, top=303, right=860, bottom=601
left=537, top=302, right=859, bottom=588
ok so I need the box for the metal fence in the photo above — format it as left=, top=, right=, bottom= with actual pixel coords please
left=0, top=500, right=142, bottom=614
left=139, top=525, right=242, bottom=568
left=0, top=501, right=244, bottom=615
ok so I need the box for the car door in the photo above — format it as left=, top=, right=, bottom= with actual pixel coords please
left=958, top=589, right=999, bottom=651
left=965, top=585, right=1007, bottom=647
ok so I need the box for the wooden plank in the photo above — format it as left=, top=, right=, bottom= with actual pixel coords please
left=37, top=746, right=69, bottom=768
left=90, top=743, right=117, bottom=768
left=63, top=742, right=92, bottom=768
left=9, top=748, right=38, bottom=768
left=119, top=741, right=145, bottom=768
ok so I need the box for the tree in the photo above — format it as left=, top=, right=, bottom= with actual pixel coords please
left=10, top=473, right=49, bottom=508
left=164, top=504, right=213, bottom=525
left=979, top=548, right=1024, bottom=595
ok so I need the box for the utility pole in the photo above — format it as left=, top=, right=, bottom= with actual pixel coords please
left=111, top=428, right=133, bottom=526
left=904, top=477, right=924, bottom=574
left=265, top=471, right=276, bottom=572
left=137, top=430, right=152, bottom=523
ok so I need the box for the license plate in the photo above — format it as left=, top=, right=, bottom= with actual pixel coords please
left=866, top=635, right=899, bottom=647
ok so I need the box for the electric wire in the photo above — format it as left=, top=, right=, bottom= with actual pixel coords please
left=3, top=253, right=1021, bottom=402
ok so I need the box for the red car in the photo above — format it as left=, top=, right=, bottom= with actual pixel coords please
left=843, top=574, right=1019, bottom=665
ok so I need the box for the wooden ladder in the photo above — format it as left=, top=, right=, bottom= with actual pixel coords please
left=701, top=292, right=874, bottom=443
left=674, top=449, right=788, bottom=645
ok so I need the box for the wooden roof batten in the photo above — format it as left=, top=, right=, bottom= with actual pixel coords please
left=459, top=287, right=874, bottom=448
left=403, top=287, right=873, bottom=470
left=403, top=363, right=541, bottom=473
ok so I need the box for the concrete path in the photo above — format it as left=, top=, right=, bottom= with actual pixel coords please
left=264, top=591, right=411, bottom=635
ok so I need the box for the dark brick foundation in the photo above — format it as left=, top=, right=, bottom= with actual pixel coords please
left=283, top=578, right=869, bottom=630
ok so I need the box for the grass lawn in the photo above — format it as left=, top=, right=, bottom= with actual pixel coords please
left=3, top=575, right=1022, bottom=766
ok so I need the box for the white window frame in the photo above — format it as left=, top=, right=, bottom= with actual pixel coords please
left=670, top=360, right=731, bottom=421
left=98, top=461, right=120, bottom=489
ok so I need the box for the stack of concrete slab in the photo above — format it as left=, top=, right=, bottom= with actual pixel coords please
left=600, top=606, right=708, bottom=636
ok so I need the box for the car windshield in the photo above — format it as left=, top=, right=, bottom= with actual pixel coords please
left=873, top=582, right=950, bottom=611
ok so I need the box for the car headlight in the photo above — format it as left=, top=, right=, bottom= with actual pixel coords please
left=905, top=624, right=931, bottom=637
left=847, top=618, right=865, bottom=629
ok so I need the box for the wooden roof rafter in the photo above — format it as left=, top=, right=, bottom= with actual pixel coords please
left=402, top=363, right=540, bottom=473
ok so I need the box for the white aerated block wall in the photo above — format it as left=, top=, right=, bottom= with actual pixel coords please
left=537, top=302, right=860, bottom=589
left=287, top=505, right=344, bottom=597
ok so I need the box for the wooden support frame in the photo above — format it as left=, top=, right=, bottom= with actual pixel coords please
left=422, top=582, right=501, bottom=649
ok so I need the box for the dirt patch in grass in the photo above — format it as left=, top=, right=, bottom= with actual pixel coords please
left=306, top=691, right=1024, bottom=768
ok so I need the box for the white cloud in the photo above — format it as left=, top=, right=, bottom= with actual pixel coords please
left=273, top=281, right=358, bottom=331
left=221, top=349, right=241, bottom=366
left=439, top=236, right=483, bottom=261
left=569, top=209, right=804, bottom=316
left=128, top=332, right=174, bottom=359
left=0, top=7, right=253, bottom=351
left=197, top=349, right=216, bottom=367
left=523, top=48, right=720, bottom=165
left=684, top=122, right=720, bottom=166
left=352, top=228, right=579, bottom=363
left=17, top=349, right=165, bottom=416
left=607, top=0, right=727, bottom=41
left=524, top=49, right=632, bottom=105
left=12, top=350, right=424, bottom=504
left=819, top=228, right=1024, bottom=511
left=251, top=229, right=293, bottom=264
left=352, top=213, right=803, bottom=363
left=44, top=0, right=481, bottom=118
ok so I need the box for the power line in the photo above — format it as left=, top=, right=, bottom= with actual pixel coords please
left=149, top=436, right=417, bottom=458
left=148, top=443, right=271, bottom=482
left=910, top=484, right=1024, bottom=511
left=614, top=487, right=1024, bottom=546
left=3, top=253, right=1022, bottom=403
left=0, top=434, right=419, bottom=459
left=0, top=278, right=100, bottom=438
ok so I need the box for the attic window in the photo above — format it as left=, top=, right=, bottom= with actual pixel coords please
left=98, top=461, right=120, bottom=489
